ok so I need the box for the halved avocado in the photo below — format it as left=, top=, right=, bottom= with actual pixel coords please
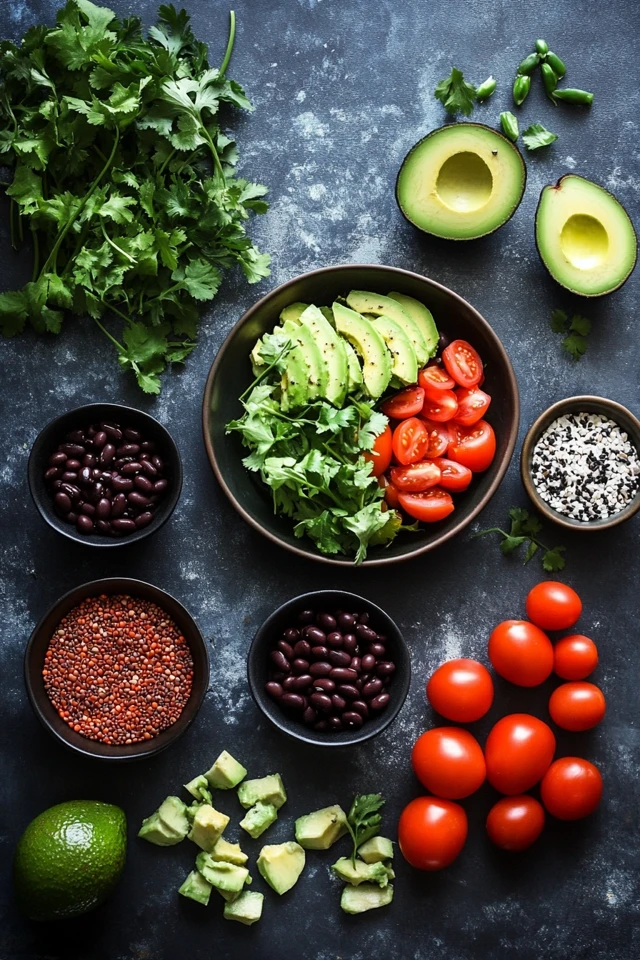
left=332, top=302, right=391, bottom=398
left=535, top=174, right=637, bottom=296
left=396, top=123, right=526, bottom=240
left=346, top=291, right=429, bottom=365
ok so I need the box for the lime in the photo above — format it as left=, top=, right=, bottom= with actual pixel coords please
left=14, top=800, right=127, bottom=921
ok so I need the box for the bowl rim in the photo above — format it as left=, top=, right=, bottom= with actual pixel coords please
left=202, top=263, right=520, bottom=566
left=521, top=394, right=640, bottom=531
left=24, top=576, right=209, bottom=761
left=247, top=589, right=411, bottom=747
left=27, top=402, right=183, bottom=548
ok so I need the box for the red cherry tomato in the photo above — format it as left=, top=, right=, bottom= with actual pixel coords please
left=488, top=620, right=554, bottom=687
left=540, top=757, right=603, bottom=820
left=412, top=728, right=486, bottom=800
left=448, top=420, right=496, bottom=472
left=419, top=364, right=455, bottom=393
left=432, top=458, right=473, bottom=492
left=526, top=581, right=583, bottom=631
left=421, top=419, right=452, bottom=459
left=486, top=795, right=545, bottom=852
left=392, top=418, right=429, bottom=466
left=398, top=796, right=468, bottom=871
left=454, top=387, right=492, bottom=426
left=363, top=424, right=392, bottom=477
left=390, top=460, right=441, bottom=492
left=421, top=389, right=458, bottom=422
left=442, top=339, right=484, bottom=387
left=485, top=714, right=556, bottom=795
left=553, top=634, right=599, bottom=680
left=426, top=658, right=494, bottom=722
left=398, top=487, right=455, bottom=523
left=548, top=682, right=606, bottom=731
left=381, top=386, right=425, bottom=420
left=379, top=475, right=401, bottom=509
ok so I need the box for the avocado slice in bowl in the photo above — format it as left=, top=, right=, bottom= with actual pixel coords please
left=395, top=123, right=526, bottom=240
left=535, top=174, right=637, bottom=296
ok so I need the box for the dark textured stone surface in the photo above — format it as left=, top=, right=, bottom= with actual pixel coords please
left=1, top=1, right=639, bottom=958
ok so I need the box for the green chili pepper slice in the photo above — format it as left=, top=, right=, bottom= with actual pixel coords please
left=546, top=52, right=567, bottom=78
left=553, top=88, right=594, bottom=105
left=500, top=111, right=519, bottom=142
left=541, top=62, right=558, bottom=96
left=535, top=39, right=549, bottom=56
left=516, top=52, right=540, bottom=75
left=513, top=75, right=531, bottom=106
left=476, top=76, right=497, bottom=100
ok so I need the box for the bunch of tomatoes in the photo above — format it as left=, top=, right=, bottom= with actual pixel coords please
left=398, top=581, right=605, bottom=870
left=366, top=339, right=496, bottom=524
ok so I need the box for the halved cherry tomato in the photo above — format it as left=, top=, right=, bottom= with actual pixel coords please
left=421, top=419, right=452, bottom=459
left=432, top=458, right=473, bottom=492
left=384, top=480, right=401, bottom=509
left=422, top=389, right=458, bottom=422
left=392, top=418, right=428, bottom=465
left=397, top=487, right=454, bottom=523
left=363, top=424, right=392, bottom=477
left=381, top=386, right=425, bottom=420
left=448, top=420, right=496, bottom=472
left=443, top=340, right=484, bottom=387
left=419, top=364, right=455, bottom=393
left=390, top=461, right=441, bottom=492
left=454, top=387, right=492, bottom=426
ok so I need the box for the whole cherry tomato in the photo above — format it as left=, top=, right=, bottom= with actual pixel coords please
left=392, top=418, right=429, bottom=465
left=548, top=682, right=606, bottom=731
left=412, top=727, right=486, bottom=799
left=432, top=458, right=473, bottom=492
left=398, top=796, right=468, bottom=870
left=454, top=387, right=492, bottom=427
left=442, top=339, right=483, bottom=387
left=426, top=658, right=494, bottom=723
left=485, top=714, right=556, bottom=795
left=488, top=620, right=554, bottom=687
left=378, top=475, right=401, bottom=509
left=553, top=634, right=599, bottom=680
left=486, top=795, right=545, bottom=852
left=363, top=424, right=392, bottom=477
left=448, top=420, right=496, bottom=472
left=381, top=386, right=425, bottom=420
left=526, top=581, right=583, bottom=631
left=540, top=757, right=603, bottom=820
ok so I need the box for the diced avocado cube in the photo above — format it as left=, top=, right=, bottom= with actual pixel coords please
left=184, top=775, right=212, bottom=803
left=205, top=751, right=247, bottom=790
left=223, top=890, right=264, bottom=926
left=358, top=836, right=394, bottom=863
left=211, top=837, right=248, bottom=866
left=332, top=857, right=390, bottom=888
left=384, top=864, right=395, bottom=880
left=178, top=870, right=212, bottom=906
left=185, top=800, right=202, bottom=823
left=295, top=805, right=348, bottom=850
left=341, top=882, right=394, bottom=914
left=237, top=774, right=287, bottom=810
left=257, top=841, right=305, bottom=895
left=195, top=852, right=250, bottom=894
left=138, top=796, right=189, bottom=846
left=239, top=802, right=278, bottom=839
left=188, top=804, right=230, bottom=851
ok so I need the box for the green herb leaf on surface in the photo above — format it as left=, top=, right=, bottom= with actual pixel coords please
left=550, top=309, right=591, bottom=360
left=346, top=794, right=385, bottom=865
left=434, top=68, right=477, bottom=116
left=475, top=507, right=566, bottom=571
left=522, top=123, right=558, bottom=150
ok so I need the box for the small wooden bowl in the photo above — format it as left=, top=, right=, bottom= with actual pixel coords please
left=521, top=395, right=640, bottom=531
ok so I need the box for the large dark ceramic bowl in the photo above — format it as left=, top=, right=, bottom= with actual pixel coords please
left=203, top=264, right=519, bottom=565
left=25, top=578, right=209, bottom=761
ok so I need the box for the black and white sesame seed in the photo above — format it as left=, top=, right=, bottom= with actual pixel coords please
left=531, top=412, right=640, bottom=522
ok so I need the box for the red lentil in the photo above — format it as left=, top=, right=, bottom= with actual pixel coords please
left=43, top=594, right=194, bottom=745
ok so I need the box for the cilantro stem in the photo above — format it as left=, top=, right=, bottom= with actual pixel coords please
left=219, top=11, right=236, bottom=76
left=159, top=149, right=177, bottom=177
left=31, top=225, right=40, bottom=282
left=100, top=221, right=136, bottom=264
left=474, top=527, right=557, bottom=556
left=200, top=124, right=225, bottom=180
left=238, top=346, right=290, bottom=401
left=93, top=317, right=125, bottom=353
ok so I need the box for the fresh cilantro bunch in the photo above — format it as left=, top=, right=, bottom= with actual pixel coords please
left=551, top=309, right=591, bottom=360
left=475, top=507, right=566, bottom=571
left=0, top=2, right=270, bottom=393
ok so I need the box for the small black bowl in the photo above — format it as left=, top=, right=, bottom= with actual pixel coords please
left=247, top=590, right=411, bottom=747
left=28, top=402, right=183, bottom=547
left=25, top=578, right=209, bottom=761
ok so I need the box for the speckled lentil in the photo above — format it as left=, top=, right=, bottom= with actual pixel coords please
left=531, top=413, right=640, bottom=522
left=43, top=594, right=193, bottom=745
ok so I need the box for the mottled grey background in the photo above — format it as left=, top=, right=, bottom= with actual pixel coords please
left=1, top=0, right=639, bottom=958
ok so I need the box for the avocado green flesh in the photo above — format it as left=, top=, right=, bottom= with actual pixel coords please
left=388, top=291, right=439, bottom=358
left=340, top=882, right=394, bottom=914
left=536, top=174, right=637, bottom=296
left=332, top=302, right=391, bottom=399
left=257, top=842, right=305, bottom=895
left=280, top=345, right=310, bottom=411
left=223, top=890, right=264, bottom=924
left=371, top=315, right=418, bottom=385
left=279, top=301, right=309, bottom=323
left=343, top=340, right=364, bottom=392
left=346, top=290, right=429, bottom=365
left=282, top=319, right=327, bottom=399
left=299, top=304, right=348, bottom=407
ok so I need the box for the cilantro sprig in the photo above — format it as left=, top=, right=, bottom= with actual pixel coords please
left=0, top=3, right=270, bottom=393
left=475, top=507, right=567, bottom=571
left=434, top=68, right=479, bottom=117
left=345, top=794, right=385, bottom=866
left=551, top=309, right=591, bottom=360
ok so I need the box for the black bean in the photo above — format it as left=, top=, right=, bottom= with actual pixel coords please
left=336, top=684, right=360, bottom=700
left=90, top=482, right=104, bottom=503
left=112, top=518, right=137, bottom=533
left=100, top=443, right=116, bottom=465
left=317, top=612, right=337, bottom=631
left=276, top=640, right=294, bottom=660
left=60, top=443, right=85, bottom=457
left=151, top=455, right=164, bottom=471
left=121, top=462, right=142, bottom=476
left=153, top=478, right=168, bottom=493
left=65, top=511, right=78, bottom=524
left=342, top=634, right=358, bottom=655
left=310, top=693, right=333, bottom=713
left=45, top=467, right=61, bottom=482
left=111, top=493, right=127, bottom=518
left=49, top=452, right=67, bottom=467
left=377, top=661, right=396, bottom=678
left=303, top=626, right=326, bottom=645
left=61, top=471, right=78, bottom=482
left=343, top=711, right=363, bottom=729
left=329, top=667, right=358, bottom=682
left=140, top=460, right=158, bottom=478
left=369, top=643, right=386, bottom=658
left=280, top=693, right=306, bottom=712
left=82, top=453, right=96, bottom=467
left=111, top=476, right=133, bottom=492
left=134, top=512, right=153, bottom=529
left=350, top=657, right=361, bottom=673
left=65, top=459, right=81, bottom=471
left=326, top=631, right=343, bottom=649
left=52, top=480, right=63, bottom=491
left=91, top=469, right=102, bottom=480
left=328, top=716, right=343, bottom=731
left=361, top=654, right=376, bottom=671
left=96, top=520, right=112, bottom=535
left=358, top=612, right=370, bottom=625
left=76, top=514, right=94, bottom=533
left=116, top=443, right=140, bottom=458
left=331, top=694, right=347, bottom=712
left=124, top=428, right=141, bottom=442
left=314, top=720, right=328, bottom=732
left=290, top=674, right=312, bottom=691
left=298, top=609, right=315, bottom=625
left=93, top=431, right=107, bottom=449
left=65, top=430, right=85, bottom=444
left=282, top=676, right=300, bottom=691
left=133, top=474, right=154, bottom=495
left=54, top=492, right=72, bottom=513
left=270, top=650, right=290, bottom=673
left=283, top=628, right=300, bottom=643
left=61, top=483, right=81, bottom=500
left=80, top=502, right=96, bottom=516
left=351, top=700, right=369, bottom=719
left=293, top=639, right=311, bottom=658
left=356, top=624, right=377, bottom=642
left=362, top=678, right=383, bottom=698
left=370, top=692, right=390, bottom=712
left=96, top=498, right=111, bottom=520
left=328, top=650, right=351, bottom=667
left=292, top=658, right=309, bottom=675
left=309, top=662, right=332, bottom=678
left=78, top=467, right=91, bottom=486
left=312, top=678, right=335, bottom=693
left=310, top=646, right=329, bottom=661
left=128, top=489, right=150, bottom=508
left=101, top=423, right=123, bottom=441
left=338, top=613, right=356, bottom=631
left=303, top=706, right=317, bottom=725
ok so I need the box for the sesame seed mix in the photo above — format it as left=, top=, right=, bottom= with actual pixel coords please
left=531, top=413, right=640, bottom=522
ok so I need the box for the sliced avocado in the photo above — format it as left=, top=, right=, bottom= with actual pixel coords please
left=283, top=318, right=327, bottom=400
left=205, top=750, right=248, bottom=790
left=536, top=174, right=637, bottom=296
left=239, top=802, right=278, bottom=839
left=184, top=775, right=212, bottom=804
left=178, top=870, right=212, bottom=906
left=358, top=836, right=394, bottom=863
left=196, top=852, right=250, bottom=894
left=295, top=805, right=349, bottom=850
left=388, top=292, right=439, bottom=358
left=396, top=123, right=526, bottom=240
left=237, top=774, right=287, bottom=810
left=257, top=842, right=305, bottom=895
left=346, top=290, right=429, bottom=366
left=299, top=304, right=348, bottom=406
left=343, top=340, right=364, bottom=393
left=340, top=882, right=394, bottom=914
left=138, top=796, right=189, bottom=846
left=332, top=857, right=390, bottom=887
left=332, top=302, right=391, bottom=399
left=319, top=305, right=334, bottom=325
left=223, top=890, right=264, bottom=926
left=188, top=804, right=230, bottom=852
left=211, top=837, right=248, bottom=866
left=371, top=314, right=418, bottom=385
left=279, top=301, right=309, bottom=323
left=280, top=345, right=310, bottom=412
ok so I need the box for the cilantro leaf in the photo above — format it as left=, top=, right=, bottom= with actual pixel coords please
left=522, top=123, right=558, bottom=150
left=550, top=309, right=568, bottom=334
left=434, top=68, right=477, bottom=116
left=542, top=546, right=566, bottom=572
left=346, top=794, right=385, bottom=865
left=570, top=314, right=591, bottom=336
left=551, top=308, right=591, bottom=360
left=476, top=507, right=567, bottom=571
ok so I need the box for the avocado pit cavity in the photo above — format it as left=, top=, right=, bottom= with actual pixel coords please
left=436, top=152, right=493, bottom=213
left=560, top=214, right=609, bottom=270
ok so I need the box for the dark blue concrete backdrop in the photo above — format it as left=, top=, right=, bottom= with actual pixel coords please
left=1, top=1, right=639, bottom=958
